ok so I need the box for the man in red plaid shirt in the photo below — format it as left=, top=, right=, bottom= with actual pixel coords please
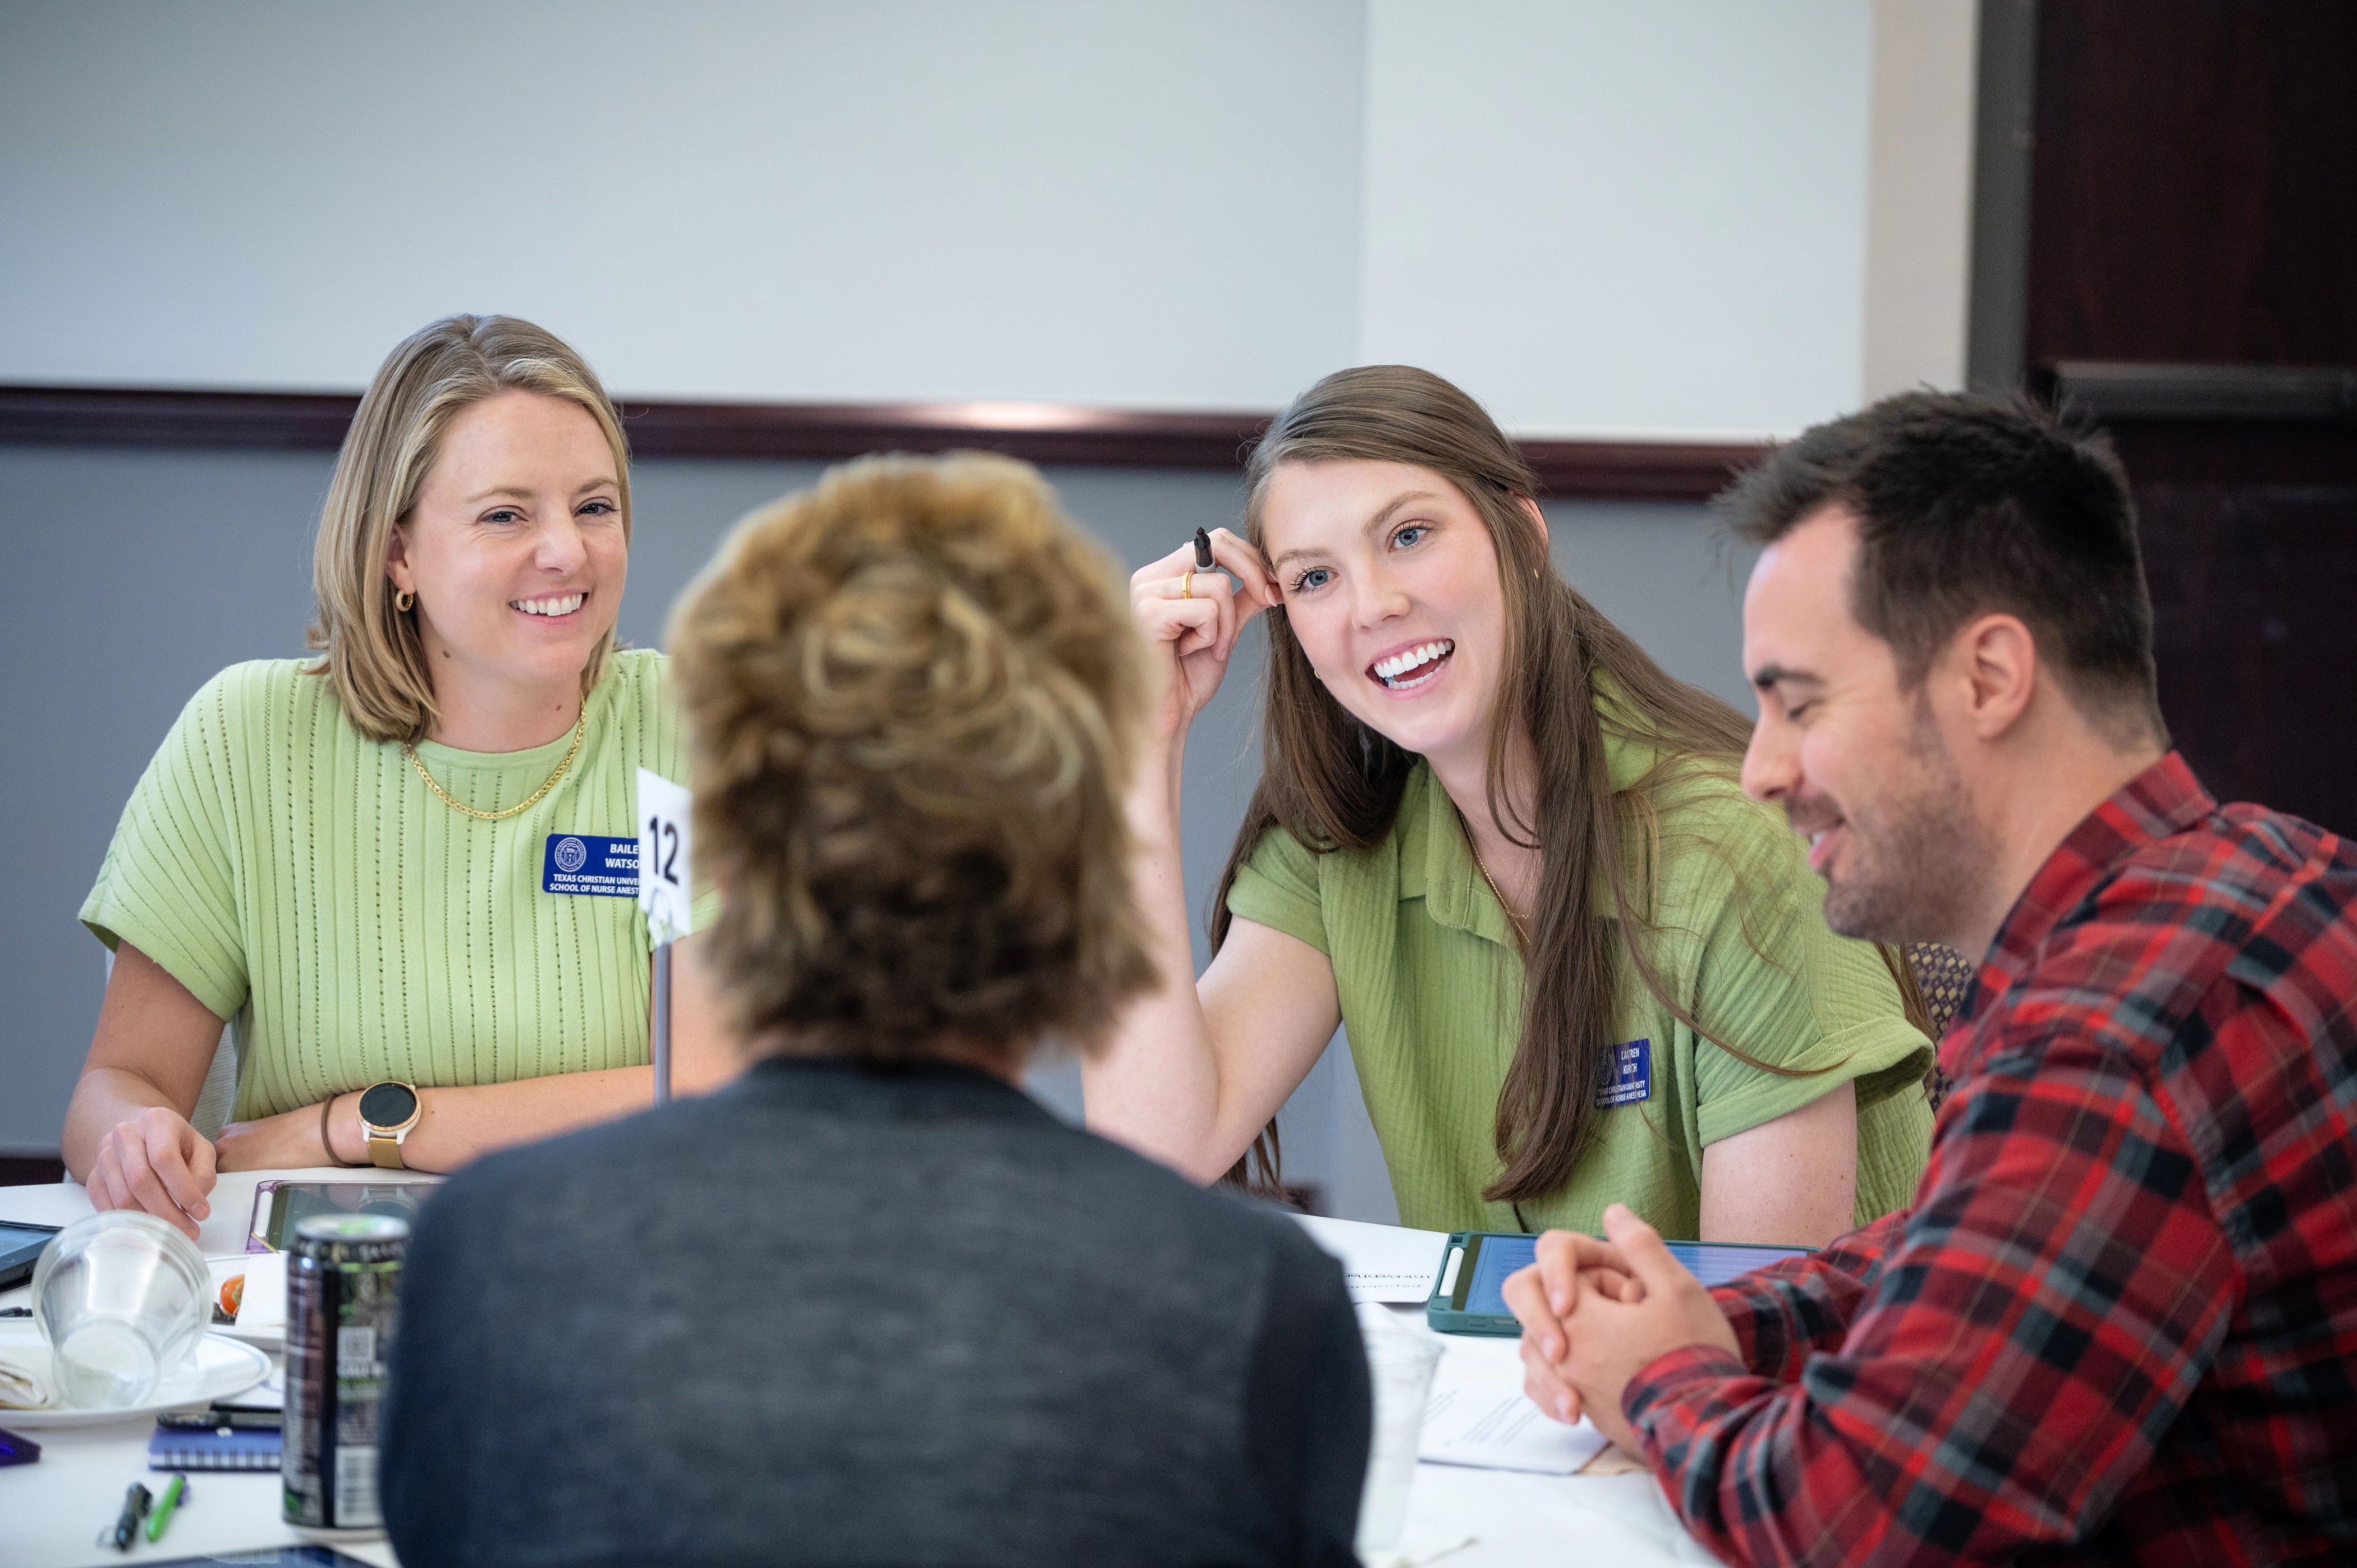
left=1506, top=393, right=2356, bottom=1564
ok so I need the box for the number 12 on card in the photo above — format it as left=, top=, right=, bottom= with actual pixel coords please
left=636, top=767, right=694, bottom=949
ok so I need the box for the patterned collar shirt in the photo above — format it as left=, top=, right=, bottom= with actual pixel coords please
left=1621, top=753, right=2357, bottom=1565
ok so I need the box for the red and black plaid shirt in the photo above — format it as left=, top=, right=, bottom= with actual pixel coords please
left=1624, top=754, right=2357, bottom=1565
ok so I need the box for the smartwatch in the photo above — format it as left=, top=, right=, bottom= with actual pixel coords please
left=356, top=1080, right=423, bottom=1170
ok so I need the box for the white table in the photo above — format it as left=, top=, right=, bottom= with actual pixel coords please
left=1, top=1173, right=1718, bottom=1567
left=1, top=1170, right=430, bottom=1568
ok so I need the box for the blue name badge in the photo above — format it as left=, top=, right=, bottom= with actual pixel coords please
left=542, top=834, right=639, bottom=897
left=1597, top=1037, right=1653, bottom=1108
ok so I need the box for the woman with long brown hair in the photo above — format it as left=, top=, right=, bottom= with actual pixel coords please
left=1086, top=366, right=1934, bottom=1244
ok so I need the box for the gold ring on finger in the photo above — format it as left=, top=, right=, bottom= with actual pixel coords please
left=1181, top=569, right=1194, bottom=600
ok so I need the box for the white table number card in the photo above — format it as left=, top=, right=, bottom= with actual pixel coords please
left=636, top=767, right=694, bottom=948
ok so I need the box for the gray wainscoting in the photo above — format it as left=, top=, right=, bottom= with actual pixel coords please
left=0, top=444, right=1754, bottom=1218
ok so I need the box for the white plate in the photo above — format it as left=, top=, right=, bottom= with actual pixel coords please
left=210, top=1318, right=286, bottom=1349
left=0, top=1323, right=270, bottom=1428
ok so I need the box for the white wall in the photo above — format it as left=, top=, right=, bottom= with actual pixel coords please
left=0, top=1, right=1978, bottom=439
left=0, top=1, right=1366, bottom=409
left=1860, top=0, right=1979, bottom=401
left=1357, top=0, right=1876, bottom=439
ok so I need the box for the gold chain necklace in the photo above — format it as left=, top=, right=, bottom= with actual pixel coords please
left=1460, top=814, right=1533, bottom=950
left=403, top=711, right=586, bottom=822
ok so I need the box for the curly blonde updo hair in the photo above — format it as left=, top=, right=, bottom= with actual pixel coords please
left=670, top=453, right=1158, bottom=1067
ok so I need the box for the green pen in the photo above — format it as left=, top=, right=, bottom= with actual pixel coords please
left=145, top=1473, right=187, bottom=1543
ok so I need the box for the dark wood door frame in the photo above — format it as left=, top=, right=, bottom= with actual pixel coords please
left=1975, top=0, right=2357, bottom=832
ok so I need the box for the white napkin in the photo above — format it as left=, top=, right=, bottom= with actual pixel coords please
left=0, top=1344, right=57, bottom=1409
left=240, top=1252, right=287, bottom=1331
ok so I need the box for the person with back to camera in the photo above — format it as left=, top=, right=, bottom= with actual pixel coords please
left=1507, top=393, right=2357, bottom=1563
left=379, top=453, right=1373, bottom=1568
left=1086, top=365, right=1939, bottom=1248
left=62, top=314, right=733, bottom=1235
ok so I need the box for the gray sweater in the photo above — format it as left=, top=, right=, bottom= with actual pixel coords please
left=382, top=1057, right=1370, bottom=1567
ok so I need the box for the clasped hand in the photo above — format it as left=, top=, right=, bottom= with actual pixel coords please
left=1501, top=1203, right=1741, bottom=1456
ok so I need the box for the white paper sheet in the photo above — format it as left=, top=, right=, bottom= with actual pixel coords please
left=1288, top=1214, right=1449, bottom=1304
left=1418, top=1359, right=1609, bottom=1475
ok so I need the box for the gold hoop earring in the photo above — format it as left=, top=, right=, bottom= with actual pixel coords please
left=393, top=589, right=415, bottom=613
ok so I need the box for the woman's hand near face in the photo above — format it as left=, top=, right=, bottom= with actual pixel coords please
left=1129, top=528, right=1280, bottom=744
left=1089, top=530, right=1331, bottom=1182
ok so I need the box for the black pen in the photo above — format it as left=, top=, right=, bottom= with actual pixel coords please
left=1194, top=527, right=1214, bottom=570
left=156, top=1405, right=282, bottom=1431
left=106, top=1481, right=152, bottom=1550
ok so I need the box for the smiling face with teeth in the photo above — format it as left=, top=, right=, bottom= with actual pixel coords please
left=1740, top=506, right=1993, bottom=946
left=1259, top=457, right=1520, bottom=774
left=386, top=390, right=628, bottom=747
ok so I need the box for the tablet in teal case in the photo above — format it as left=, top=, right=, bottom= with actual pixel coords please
left=1424, top=1230, right=1819, bottom=1336
left=1424, top=1231, right=1532, bottom=1336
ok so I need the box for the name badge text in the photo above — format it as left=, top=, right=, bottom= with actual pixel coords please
left=1597, top=1037, right=1653, bottom=1108
left=543, top=834, right=638, bottom=897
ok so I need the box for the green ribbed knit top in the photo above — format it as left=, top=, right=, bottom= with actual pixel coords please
left=1227, top=728, right=1934, bottom=1240
left=81, top=651, right=703, bottom=1121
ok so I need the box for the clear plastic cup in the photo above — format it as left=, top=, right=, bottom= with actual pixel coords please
left=30, top=1211, right=209, bottom=1409
left=1355, top=1325, right=1444, bottom=1556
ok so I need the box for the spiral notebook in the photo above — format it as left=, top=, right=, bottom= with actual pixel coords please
left=149, top=1422, right=283, bottom=1471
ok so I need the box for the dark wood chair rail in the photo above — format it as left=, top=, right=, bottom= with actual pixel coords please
left=0, top=385, right=1767, bottom=503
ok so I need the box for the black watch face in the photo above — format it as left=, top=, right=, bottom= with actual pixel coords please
left=358, top=1082, right=419, bottom=1128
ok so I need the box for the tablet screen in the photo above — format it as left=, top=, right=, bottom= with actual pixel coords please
left=249, top=1182, right=437, bottom=1251
left=0, top=1221, right=60, bottom=1260
left=0, top=1220, right=61, bottom=1287
left=1462, top=1234, right=1539, bottom=1316
left=1459, top=1235, right=1813, bottom=1317
left=1666, top=1241, right=1818, bottom=1289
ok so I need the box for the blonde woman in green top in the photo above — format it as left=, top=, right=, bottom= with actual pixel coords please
left=64, top=315, right=731, bottom=1238
left=1086, top=366, right=1936, bottom=1245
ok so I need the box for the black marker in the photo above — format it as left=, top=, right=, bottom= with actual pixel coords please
left=155, top=1405, right=283, bottom=1431
left=1193, top=528, right=1214, bottom=570
left=106, top=1482, right=151, bottom=1550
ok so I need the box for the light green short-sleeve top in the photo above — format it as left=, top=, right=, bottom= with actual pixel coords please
left=1226, top=727, right=1933, bottom=1240
left=81, top=650, right=709, bottom=1121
